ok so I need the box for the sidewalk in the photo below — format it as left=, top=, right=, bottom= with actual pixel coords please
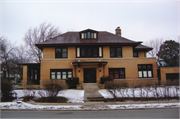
left=1, top=100, right=179, bottom=111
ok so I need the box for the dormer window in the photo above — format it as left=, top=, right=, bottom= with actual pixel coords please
left=80, top=29, right=98, bottom=39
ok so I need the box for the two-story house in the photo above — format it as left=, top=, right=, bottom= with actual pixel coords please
left=22, top=27, right=158, bottom=88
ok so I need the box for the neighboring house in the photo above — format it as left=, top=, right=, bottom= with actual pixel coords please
left=22, top=27, right=159, bottom=88
left=159, top=67, right=179, bottom=85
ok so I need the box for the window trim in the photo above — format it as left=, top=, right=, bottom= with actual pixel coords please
left=50, top=69, right=73, bottom=80
left=110, top=47, right=122, bottom=58
left=109, top=68, right=125, bottom=79
left=55, top=48, right=68, bottom=58
left=138, top=64, right=153, bottom=78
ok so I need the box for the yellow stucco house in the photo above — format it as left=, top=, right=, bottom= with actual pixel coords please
left=22, top=27, right=159, bottom=88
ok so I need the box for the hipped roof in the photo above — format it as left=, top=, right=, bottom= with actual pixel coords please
left=36, top=29, right=152, bottom=52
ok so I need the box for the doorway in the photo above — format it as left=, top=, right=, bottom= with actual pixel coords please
left=84, top=68, right=96, bottom=83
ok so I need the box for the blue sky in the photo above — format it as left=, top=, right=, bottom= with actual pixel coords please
left=1, top=0, right=179, bottom=45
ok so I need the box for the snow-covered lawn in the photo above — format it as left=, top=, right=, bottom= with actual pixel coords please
left=0, top=87, right=180, bottom=110
left=14, top=89, right=84, bottom=103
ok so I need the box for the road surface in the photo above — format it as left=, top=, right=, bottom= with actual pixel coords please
left=1, top=108, right=179, bottom=119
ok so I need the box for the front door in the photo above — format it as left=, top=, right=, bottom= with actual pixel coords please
left=84, top=68, right=96, bottom=83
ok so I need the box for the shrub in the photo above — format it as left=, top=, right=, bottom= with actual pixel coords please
left=166, top=79, right=179, bottom=86
left=37, top=81, right=68, bottom=102
left=38, top=81, right=67, bottom=98
left=66, top=77, right=79, bottom=89
left=35, top=97, right=68, bottom=103
left=104, top=81, right=129, bottom=99
left=1, top=80, right=16, bottom=101
left=101, top=76, right=114, bottom=84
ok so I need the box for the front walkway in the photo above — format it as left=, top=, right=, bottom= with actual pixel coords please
left=83, top=83, right=104, bottom=102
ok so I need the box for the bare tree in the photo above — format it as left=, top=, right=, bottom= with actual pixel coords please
left=12, top=45, right=30, bottom=80
left=145, top=38, right=164, bottom=58
left=24, top=22, right=60, bottom=63
left=0, top=37, right=15, bottom=81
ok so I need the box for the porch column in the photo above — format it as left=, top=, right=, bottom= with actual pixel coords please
left=22, top=65, right=28, bottom=88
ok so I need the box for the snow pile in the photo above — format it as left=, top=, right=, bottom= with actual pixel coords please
left=14, top=89, right=84, bottom=103
left=0, top=102, right=82, bottom=110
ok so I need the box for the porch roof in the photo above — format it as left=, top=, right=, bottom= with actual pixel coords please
left=72, top=61, right=108, bottom=67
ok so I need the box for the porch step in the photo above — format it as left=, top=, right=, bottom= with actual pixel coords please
left=83, top=83, right=104, bottom=102
left=83, top=83, right=100, bottom=90
left=87, top=97, right=105, bottom=101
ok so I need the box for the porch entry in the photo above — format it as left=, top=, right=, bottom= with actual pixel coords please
left=84, top=68, right=96, bottom=83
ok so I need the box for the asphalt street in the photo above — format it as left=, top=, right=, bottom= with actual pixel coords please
left=1, top=108, right=179, bottom=119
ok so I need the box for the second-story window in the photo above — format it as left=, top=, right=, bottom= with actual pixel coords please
left=110, top=47, right=122, bottom=58
left=80, top=47, right=99, bottom=57
left=55, top=48, right=67, bottom=58
left=133, top=51, right=138, bottom=57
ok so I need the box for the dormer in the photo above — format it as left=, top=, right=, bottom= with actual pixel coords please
left=79, top=29, right=98, bottom=39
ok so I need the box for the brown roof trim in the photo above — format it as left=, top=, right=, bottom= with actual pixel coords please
left=72, top=61, right=108, bottom=67
left=134, top=44, right=153, bottom=52
left=19, top=63, right=40, bottom=66
left=36, top=42, right=142, bottom=50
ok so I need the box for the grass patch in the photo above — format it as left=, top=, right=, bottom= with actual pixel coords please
left=34, top=97, right=68, bottom=103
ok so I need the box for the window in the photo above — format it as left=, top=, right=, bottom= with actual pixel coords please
left=109, top=68, right=125, bottom=79
left=110, top=47, right=122, bottom=57
left=55, top=48, right=67, bottom=58
left=80, top=47, right=100, bottom=57
left=81, top=32, right=97, bottom=39
left=133, top=51, right=138, bottom=57
left=50, top=69, right=72, bottom=79
left=138, top=64, right=153, bottom=78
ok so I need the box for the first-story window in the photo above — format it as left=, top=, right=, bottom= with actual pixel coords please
left=109, top=68, right=125, bottom=79
left=51, top=72, right=56, bottom=79
left=50, top=69, right=72, bottom=79
left=138, top=64, right=153, bottom=78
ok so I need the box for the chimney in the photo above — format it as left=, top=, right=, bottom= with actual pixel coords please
left=115, top=27, right=121, bottom=36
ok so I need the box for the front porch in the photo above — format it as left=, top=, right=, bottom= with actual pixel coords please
left=21, top=63, right=40, bottom=88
